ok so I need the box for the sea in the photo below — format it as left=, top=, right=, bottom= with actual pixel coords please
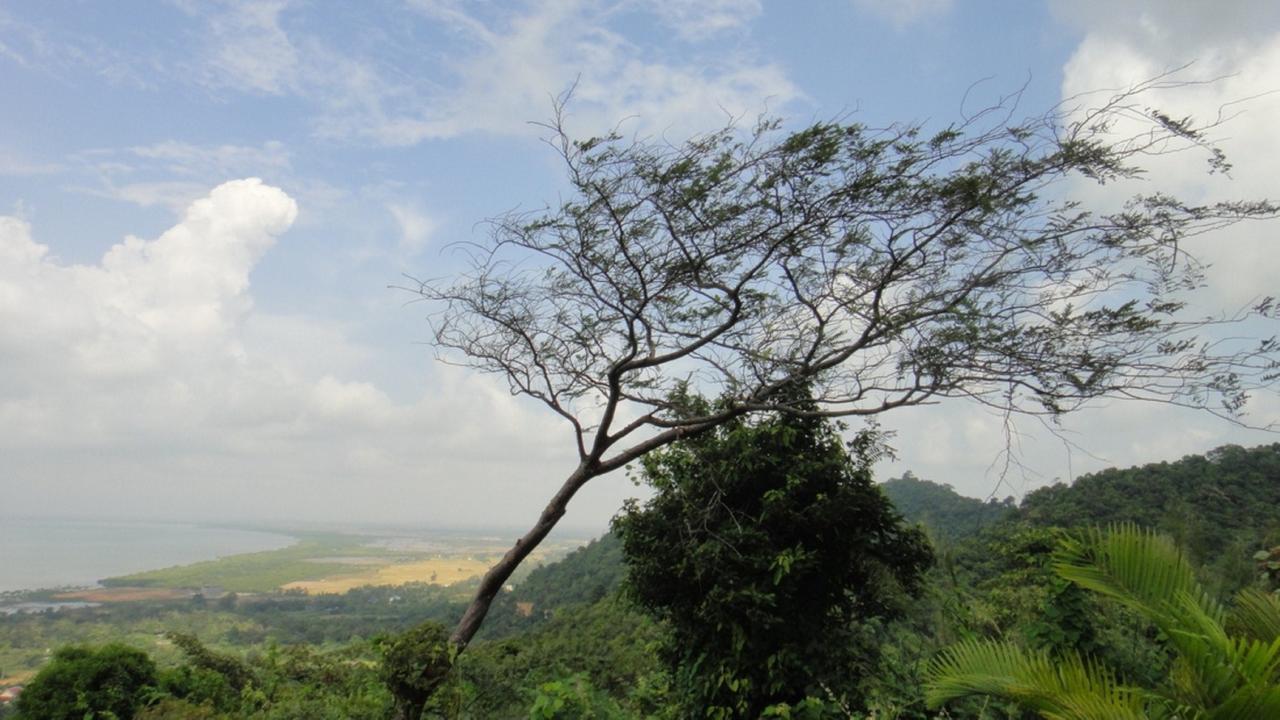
left=0, top=517, right=295, bottom=593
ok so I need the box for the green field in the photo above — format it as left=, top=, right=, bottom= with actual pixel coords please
left=98, top=530, right=581, bottom=595
left=101, top=532, right=401, bottom=593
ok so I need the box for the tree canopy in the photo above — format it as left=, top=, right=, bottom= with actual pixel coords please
left=16, top=643, right=158, bottom=720
left=413, top=79, right=1280, bottom=649
left=614, top=396, right=931, bottom=716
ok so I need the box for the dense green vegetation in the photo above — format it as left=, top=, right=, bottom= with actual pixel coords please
left=928, top=524, right=1280, bottom=717
left=880, top=473, right=1015, bottom=544
left=6, top=443, right=1280, bottom=718
left=1019, top=444, right=1280, bottom=577
left=479, top=533, right=626, bottom=640
left=616, top=400, right=931, bottom=716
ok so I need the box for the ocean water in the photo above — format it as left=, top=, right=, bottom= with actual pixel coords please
left=0, top=518, right=295, bottom=593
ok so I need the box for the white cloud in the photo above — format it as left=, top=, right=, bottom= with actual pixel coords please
left=73, top=140, right=292, bottom=212
left=128, top=140, right=291, bottom=177
left=390, top=0, right=799, bottom=142
left=648, top=0, right=762, bottom=40
left=177, top=0, right=799, bottom=144
left=0, top=179, right=295, bottom=384
left=185, top=0, right=300, bottom=95
left=0, top=7, right=152, bottom=87
left=852, top=0, right=952, bottom=28
left=0, top=179, right=604, bottom=526
left=886, top=1, right=1280, bottom=499
left=1055, top=4, right=1280, bottom=307
left=1050, top=0, right=1280, bottom=57
left=387, top=201, right=437, bottom=255
left=0, top=148, right=61, bottom=176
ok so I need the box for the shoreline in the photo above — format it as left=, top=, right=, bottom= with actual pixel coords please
left=0, top=518, right=301, bottom=596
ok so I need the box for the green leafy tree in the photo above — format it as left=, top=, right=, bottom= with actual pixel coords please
left=527, top=673, right=625, bottom=719
left=614, top=395, right=932, bottom=717
left=16, top=643, right=158, bottom=720
left=927, top=524, right=1280, bottom=718
left=411, top=78, right=1280, bottom=652
left=459, top=596, right=662, bottom=717
left=379, top=622, right=454, bottom=720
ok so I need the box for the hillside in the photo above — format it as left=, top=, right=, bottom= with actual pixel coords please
left=480, top=532, right=627, bottom=639
left=879, top=472, right=1015, bottom=543
left=1019, top=443, right=1280, bottom=565
left=489, top=443, right=1280, bottom=612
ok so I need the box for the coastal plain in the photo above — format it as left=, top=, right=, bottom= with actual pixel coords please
left=94, top=530, right=572, bottom=595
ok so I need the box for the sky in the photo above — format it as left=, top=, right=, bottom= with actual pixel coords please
left=1, top=0, right=1278, bottom=532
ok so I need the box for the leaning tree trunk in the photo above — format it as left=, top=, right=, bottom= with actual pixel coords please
left=447, top=415, right=715, bottom=649
left=449, top=462, right=595, bottom=649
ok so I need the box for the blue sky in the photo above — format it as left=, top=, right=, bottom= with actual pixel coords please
left=1, top=0, right=1278, bottom=530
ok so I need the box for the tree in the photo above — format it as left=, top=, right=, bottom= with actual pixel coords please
left=16, top=643, right=158, bottom=720
left=378, top=621, right=454, bottom=720
left=926, top=523, right=1280, bottom=718
left=613, top=394, right=932, bottom=716
left=412, top=77, right=1280, bottom=650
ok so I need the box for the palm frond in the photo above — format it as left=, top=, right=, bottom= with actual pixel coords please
left=925, top=638, right=1148, bottom=720
left=1053, top=523, right=1222, bottom=629
left=931, top=526, right=1280, bottom=719
left=1205, top=684, right=1280, bottom=720
left=1229, top=589, right=1280, bottom=645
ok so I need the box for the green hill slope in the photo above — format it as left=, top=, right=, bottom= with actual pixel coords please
left=880, top=472, right=1015, bottom=543
left=1019, top=443, right=1280, bottom=564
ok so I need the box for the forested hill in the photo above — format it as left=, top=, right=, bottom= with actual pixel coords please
left=1019, top=443, right=1280, bottom=562
left=10, top=444, right=1280, bottom=718
left=480, top=532, right=626, bottom=639
left=466, top=442, right=1280, bottom=650
left=885, top=443, right=1280, bottom=567
left=499, top=443, right=1280, bottom=617
left=879, top=472, right=1015, bottom=542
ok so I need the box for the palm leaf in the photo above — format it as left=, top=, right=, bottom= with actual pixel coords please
left=925, top=638, right=1148, bottom=720
left=1052, top=523, right=1222, bottom=630
left=1229, top=589, right=1280, bottom=645
left=1205, top=684, right=1280, bottom=720
left=931, top=526, right=1280, bottom=719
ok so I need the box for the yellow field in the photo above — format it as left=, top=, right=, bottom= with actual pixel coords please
left=281, top=556, right=497, bottom=594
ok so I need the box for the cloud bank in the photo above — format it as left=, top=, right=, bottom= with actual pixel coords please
left=0, top=180, right=607, bottom=527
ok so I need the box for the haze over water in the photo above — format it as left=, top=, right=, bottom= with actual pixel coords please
left=0, top=518, right=295, bottom=593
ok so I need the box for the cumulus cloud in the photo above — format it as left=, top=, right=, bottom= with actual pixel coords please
left=0, top=179, right=598, bottom=526
left=1054, top=0, right=1280, bottom=307
left=1050, top=0, right=1280, bottom=57
left=0, top=179, right=294, bottom=397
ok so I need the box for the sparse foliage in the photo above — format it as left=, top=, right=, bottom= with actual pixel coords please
left=412, top=77, right=1280, bottom=649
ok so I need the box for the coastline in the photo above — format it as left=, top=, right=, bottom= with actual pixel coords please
left=0, top=517, right=299, bottom=596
